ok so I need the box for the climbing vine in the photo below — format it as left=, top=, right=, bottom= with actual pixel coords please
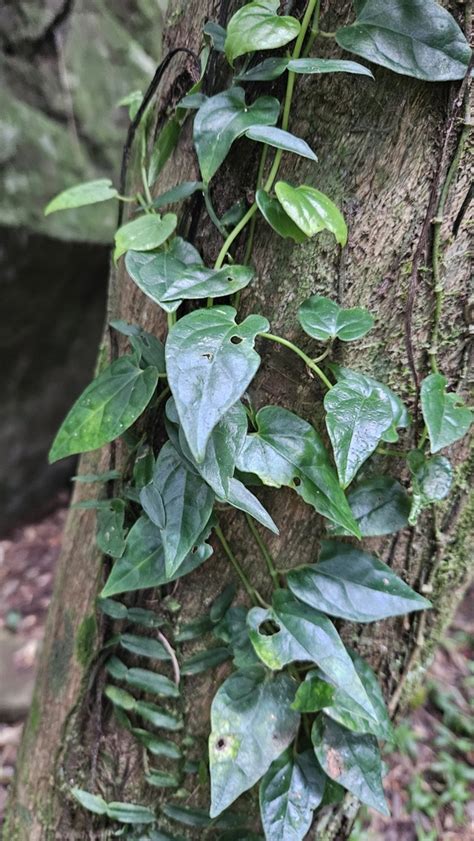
left=45, top=0, right=472, bottom=837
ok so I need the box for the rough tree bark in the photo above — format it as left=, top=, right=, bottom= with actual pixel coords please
left=6, top=1, right=473, bottom=838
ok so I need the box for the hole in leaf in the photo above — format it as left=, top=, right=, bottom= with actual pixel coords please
left=191, top=546, right=198, bottom=554
left=258, top=619, right=280, bottom=637
left=230, top=336, right=243, bottom=345
left=293, top=476, right=301, bottom=487
left=216, top=738, right=226, bottom=750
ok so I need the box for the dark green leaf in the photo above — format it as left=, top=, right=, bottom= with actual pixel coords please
left=209, top=667, right=300, bottom=817
left=126, top=237, right=200, bottom=313
left=72, top=469, right=122, bottom=483
left=106, top=801, right=156, bottom=824
left=140, top=482, right=166, bottom=529
left=135, top=700, right=183, bottom=730
left=106, top=655, right=129, bottom=681
left=98, top=598, right=127, bottom=620
left=152, top=181, right=204, bottom=210
left=126, top=668, right=179, bottom=697
left=45, top=179, right=118, bottom=215
left=181, top=647, right=231, bottom=675
left=224, top=478, right=279, bottom=535
left=178, top=93, right=207, bottom=110
left=245, top=126, right=317, bottom=161
left=324, top=378, right=394, bottom=486
left=114, top=213, right=177, bottom=261
left=275, top=182, right=347, bottom=246
left=225, top=0, right=300, bottom=64
left=259, top=748, right=326, bottom=841
left=148, top=117, right=182, bottom=186
left=407, top=450, right=453, bottom=525
left=146, top=769, right=180, bottom=788
left=133, top=445, right=156, bottom=488
left=237, top=57, right=290, bottom=82
left=287, top=539, right=430, bottom=622
left=287, top=57, right=374, bottom=77
left=420, top=373, right=472, bottom=453
left=101, top=515, right=213, bottom=597
left=328, top=477, right=411, bottom=536
left=132, top=728, right=182, bottom=758
left=175, top=614, right=215, bottom=642
left=119, top=633, right=171, bottom=661
left=298, top=295, right=374, bottom=342
left=236, top=406, right=359, bottom=536
left=312, top=716, right=389, bottom=815
left=213, top=606, right=260, bottom=669
left=96, top=500, right=126, bottom=558
left=251, top=591, right=376, bottom=718
left=71, top=787, right=108, bottom=815
left=204, top=21, right=227, bottom=52
left=126, top=607, right=165, bottom=629
left=220, top=199, right=248, bottom=228
left=105, top=684, right=137, bottom=711
left=211, top=584, right=237, bottom=623
left=130, top=331, right=166, bottom=373
left=49, top=357, right=158, bottom=462
left=325, top=650, right=394, bottom=741
left=336, top=0, right=471, bottom=82
left=330, top=366, right=409, bottom=444
left=166, top=306, right=269, bottom=462
left=256, top=190, right=307, bottom=243
left=194, top=87, right=280, bottom=182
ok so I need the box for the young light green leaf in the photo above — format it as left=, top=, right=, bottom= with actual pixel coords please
left=275, top=182, right=347, bottom=246
left=236, top=406, right=359, bottom=537
left=49, top=357, right=158, bottom=463
left=287, top=539, right=430, bottom=622
left=251, top=591, right=376, bottom=718
left=209, top=666, right=300, bottom=817
left=312, top=716, right=389, bottom=815
left=328, top=477, right=411, bottom=537
left=324, top=377, right=394, bottom=486
left=245, top=126, right=317, bottom=162
left=96, top=499, right=127, bottom=558
left=166, top=306, right=269, bottom=463
left=420, top=373, right=472, bottom=453
left=151, top=442, right=215, bottom=576
left=224, top=478, right=279, bottom=535
left=181, top=647, right=231, bottom=675
left=336, top=0, right=471, bottom=82
left=194, top=87, right=280, bottom=182
left=256, top=190, right=307, bottom=243
left=152, top=181, right=204, bottom=210
left=287, top=57, right=374, bottom=77
left=101, top=516, right=213, bottom=597
left=114, top=213, right=177, bottom=261
left=259, top=748, right=326, bottom=841
left=71, top=787, right=108, bottom=815
left=135, top=700, right=183, bottom=731
left=407, top=450, right=453, bottom=525
left=225, top=0, right=300, bottom=64
left=45, top=179, right=118, bottom=215
left=298, top=295, right=374, bottom=342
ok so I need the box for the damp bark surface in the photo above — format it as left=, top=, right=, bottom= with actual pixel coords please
left=5, top=1, right=473, bottom=838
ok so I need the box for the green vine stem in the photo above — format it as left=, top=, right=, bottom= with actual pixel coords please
left=214, top=523, right=268, bottom=607
left=244, top=513, right=280, bottom=588
left=261, top=332, right=333, bottom=389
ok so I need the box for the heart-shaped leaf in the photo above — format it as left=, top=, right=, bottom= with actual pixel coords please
left=236, top=406, right=359, bottom=536
left=245, top=126, right=317, bottom=161
left=238, top=56, right=373, bottom=81
left=194, top=87, right=280, bottom=182
left=209, top=666, right=300, bottom=817
left=49, top=357, right=158, bottom=462
left=259, top=748, right=326, bottom=841
left=328, top=477, right=411, bottom=537
left=225, top=1, right=300, bottom=64
left=150, top=442, right=215, bottom=576
left=324, top=377, right=394, bottom=486
left=139, top=482, right=166, bottom=529
left=126, top=237, right=201, bottom=313
left=287, top=539, right=430, bottom=622
left=407, top=450, right=453, bottom=525
left=330, top=366, right=409, bottom=444
left=336, top=0, right=471, bottom=82
left=298, top=295, right=374, bottom=342
left=45, top=179, right=118, bottom=215
left=213, top=606, right=260, bottom=669
left=312, top=716, right=389, bottom=815
left=249, top=591, right=376, bottom=719
left=166, top=306, right=269, bottom=463
left=101, top=516, right=213, bottom=597
left=256, top=190, right=308, bottom=242
left=275, top=182, right=347, bottom=245
left=421, top=373, right=472, bottom=453
left=114, top=212, right=177, bottom=261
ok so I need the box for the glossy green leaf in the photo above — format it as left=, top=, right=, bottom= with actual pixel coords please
left=245, top=126, right=317, bottom=162
left=287, top=539, right=430, bottom=622
left=114, top=213, right=177, bottom=261
left=225, top=0, right=300, bottom=64
left=118, top=633, right=170, bottom=661
left=256, top=190, right=307, bottom=243
left=140, top=482, right=166, bottom=529
left=49, top=357, right=158, bottom=463
left=151, top=442, right=215, bottom=576
left=298, top=295, right=374, bottom=342
left=325, top=650, right=394, bottom=741
left=194, top=87, right=280, bottom=182
left=148, top=116, right=182, bottom=186
left=237, top=57, right=290, bottom=82
left=71, top=787, right=108, bottom=815
left=105, top=684, right=137, bottom=711
left=331, top=365, right=409, bottom=444
left=135, top=700, right=182, bottom=731
left=99, top=598, right=127, bottom=620
left=329, top=477, right=411, bottom=536
left=224, top=478, right=279, bottom=534
left=45, top=179, right=118, bottom=215
left=236, top=406, right=359, bottom=536
left=110, top=320, right=165, bottom=372
left=126, top=668, right=179, bottom=697
left=238, top=57, right=373, bottom=81
left=152, top=181, right=204, bottom=210
left=126, top=237, right=200, bottom=313
left=407, top=450, right=453, bottom=525
left=275, top=182, right=347, bottom=246
left=132, top=728, right=182, bottom=758
left=420, top=373, right=472, bottom=453
left=213, top=606, right=260, bottom=669
left=166, top=306, right=269, bottom=463
left=106, top=801, right=156, bottom=824
left=259, top=748, right=326, bottom=841
left=209, top=666, right=300, bottom=817
left=312, top=716, right=389, bottom=815
left=250, top=591, right=376, bottom=718
left=324, top=377, right=394, bottom=486
left=181, top=647, right=231, bottom=675
left=336, top=0, right=471, bottom=82
left=291, top=675, right=336, bottom=713
left=96, top=499, right=127, bottom=558
left=101, top=515, right=213, bottom=597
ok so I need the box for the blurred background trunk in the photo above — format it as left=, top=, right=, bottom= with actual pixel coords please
left=5, top=1, right=472, bottom=838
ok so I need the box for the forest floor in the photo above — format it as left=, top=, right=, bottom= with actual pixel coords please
left=0, top=503, right=473, bottom=839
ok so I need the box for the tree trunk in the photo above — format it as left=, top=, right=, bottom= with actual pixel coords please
left=6, top=1, right=473, bottom=838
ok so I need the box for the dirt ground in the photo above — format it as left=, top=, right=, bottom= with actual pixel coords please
left=0, top=503, right=472, bottom=839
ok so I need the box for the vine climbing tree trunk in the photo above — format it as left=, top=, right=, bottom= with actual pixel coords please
left=6, top=1, right=472, bottom=839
